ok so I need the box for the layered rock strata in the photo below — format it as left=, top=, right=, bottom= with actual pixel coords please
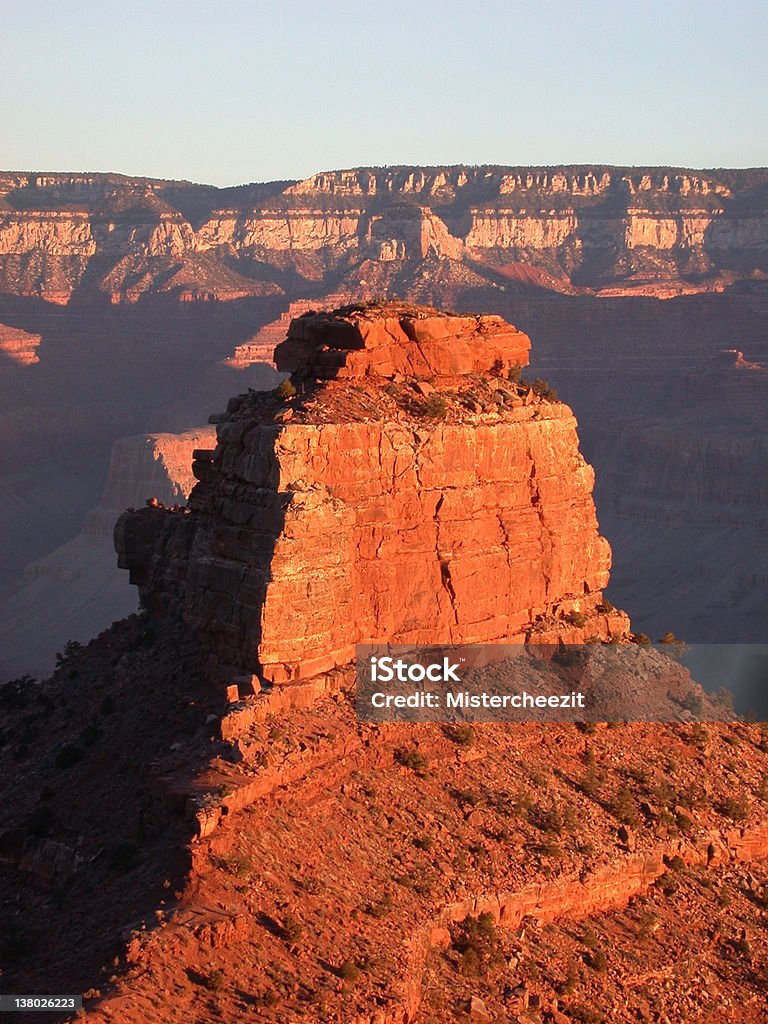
left=1, top=167, right=767, bottom=301
left=116, top=304, right=628, bottom=685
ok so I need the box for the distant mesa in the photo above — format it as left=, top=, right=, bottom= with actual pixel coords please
left=0, top=323, right=41, bottom=365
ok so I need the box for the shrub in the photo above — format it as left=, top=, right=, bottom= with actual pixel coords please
left=609, top=785, right=639, bottom=825
left=395, top=748, right=429, bottom=774
left=681, top=689, right=704, bottom=715
left=578, top=767, right=603, bottom=798
left=367, top=892, right=393, bottom=918
left=423, top=393, right=448, bottom=420
left=689, top=722, right=708, bottom=748
left=282, top=913, right=303, bottom=943
left=568, top=1005, right=605, bottom=1024
left=632, top=632, right=651, bottom=645
left=576, top=720, right=597, bottom=735
left=446, top=723, right=475, bottom=746
left=588, top=948, right=608, bottom=972
left=531, top=377, right=558, bottom=401
left=277, top=379, right=297, bottom=401
left=508, top=363, right=523, bottom=383
left=676, top=810, right=694, bottom=832
left=581, top=925, right=599, bottom=949
left=55, top=640, right=84, bottom=668
left=719, top=794, right=749, bottom=822
left=450, top=913, right=502, bottom=977
left=203, top=969, right=225, bottom=991
left=715, top=687, right=735, bottom=712
left=510, top=788, right=535, bottom=817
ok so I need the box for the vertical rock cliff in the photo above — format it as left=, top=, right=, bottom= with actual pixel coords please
left=116, top=303, right=628, bottom=686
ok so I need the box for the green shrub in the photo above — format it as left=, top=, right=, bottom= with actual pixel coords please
left=609, top=785, right=639, bottom=825
left=450, top=913, right=502, bottom=977
left=576, top=720, right=597, bottom=735
left=367, top=892, right=393, bottom=918
left=447, top=723, right=475, bottom=746
left=715, top=687, right=735, bottom=712
left=719, top=794, right=749, bottom=821
left=55, top=640, right=84, bottom=668
left=395, top=747, right=429, bottom=774
left=277, top=379, right=297, bottom=401
left=203, top=969, right=225, bottom=991
left=588, top=948, right=608, bottom=972
left=681, top=689, right=704, bottom=715
left=423, top=393, right=448, bottom=419
left=282, top=913, right=303, bottom=943
left=578, top=767, right=603, bottom=798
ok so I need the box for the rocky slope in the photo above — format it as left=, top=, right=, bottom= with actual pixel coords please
left=1, top=618, right=767, bottom=1024
left=116, top=304, right=628, bottom=687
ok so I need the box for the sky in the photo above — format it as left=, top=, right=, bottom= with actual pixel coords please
left=1, top=0, right=766, bottom=187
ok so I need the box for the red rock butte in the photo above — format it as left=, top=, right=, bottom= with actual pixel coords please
left=116, top=302, right=629, bottom=687
left=274, top=303, right=531, bottom=379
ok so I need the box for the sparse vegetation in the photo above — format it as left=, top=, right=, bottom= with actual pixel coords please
left=450, top=913, right=503, bottom=977
left=681, top=689, right=704, bottom=715
left=277, top=379, right=297, bottom=401
left=422, top=393, right=448, bottom=419
left=609, top=785, right=639, bottom=825
left=202, top=969, right=225, bottom=991
left=395, top=747, right=429, bottom=774
left=718, top=794, right=749, bottom=822
left=507, top=363, right=523, bottom=383
left=55, top=639, right=84, bottom=668
left=281, top=913, right=303, bottom=943
left=445, top=723, right=475, bottom=746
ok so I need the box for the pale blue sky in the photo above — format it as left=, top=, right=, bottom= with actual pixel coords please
left=1, top=0, right=766, bottom=186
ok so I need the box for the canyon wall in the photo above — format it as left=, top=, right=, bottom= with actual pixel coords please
left=1, top=167, right=767, bottom=301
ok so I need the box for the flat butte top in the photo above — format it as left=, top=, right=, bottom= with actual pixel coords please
left=273, top=301, right=532, bottom=380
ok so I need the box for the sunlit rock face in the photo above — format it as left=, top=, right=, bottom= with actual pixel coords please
left=116, top=303, right=628, bottom=685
